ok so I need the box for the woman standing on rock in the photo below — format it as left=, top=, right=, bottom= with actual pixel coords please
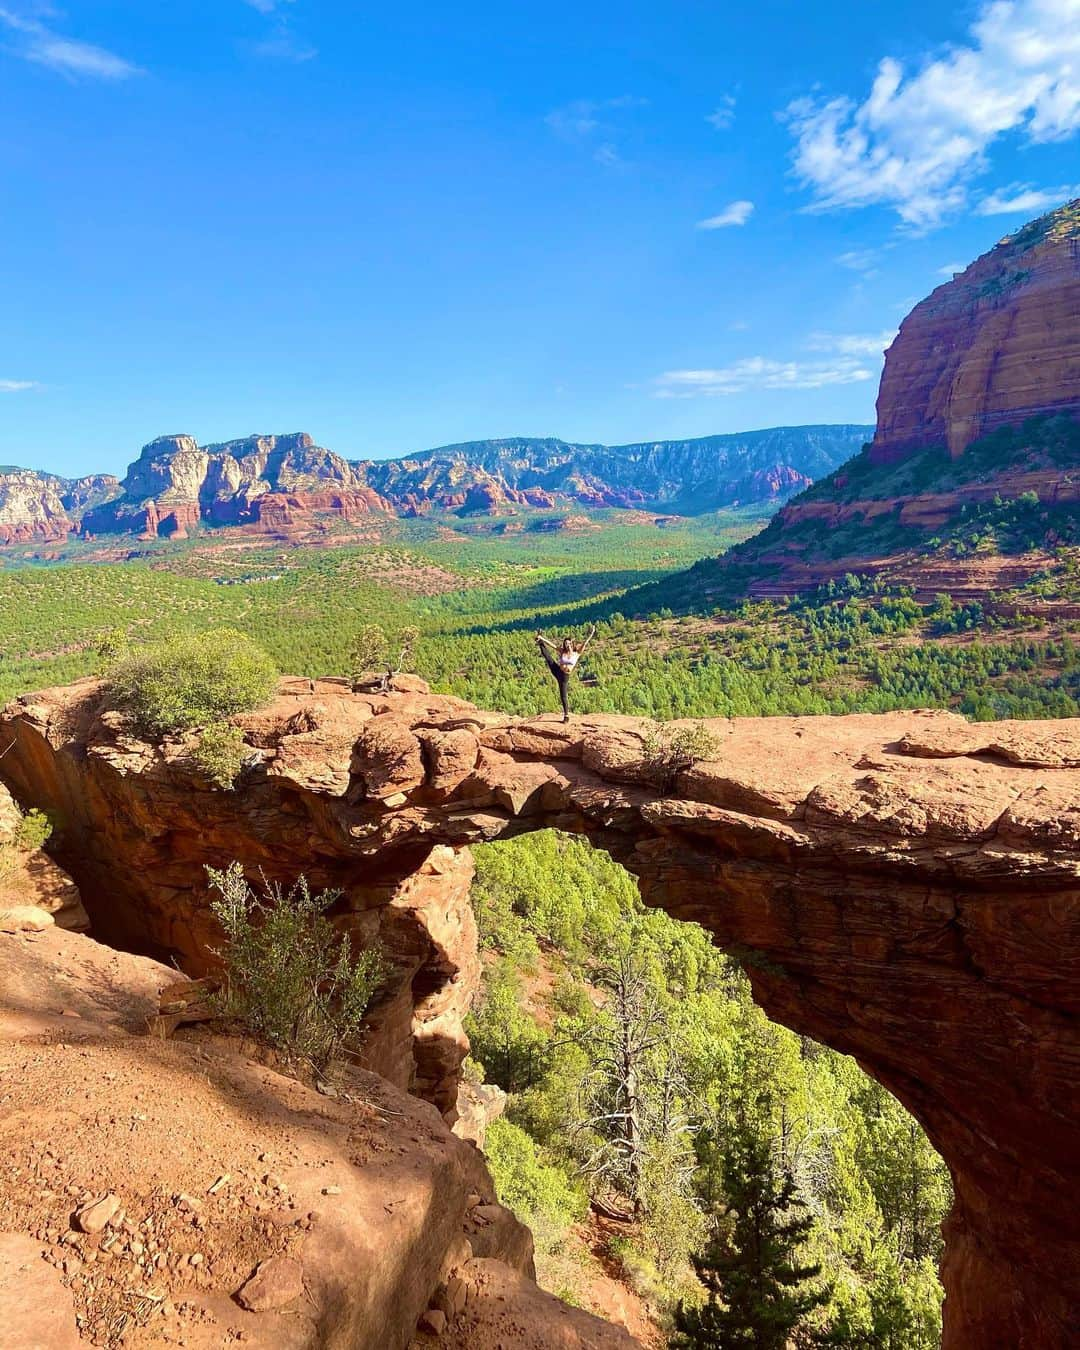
left=535, top=625, right=596, bottom=723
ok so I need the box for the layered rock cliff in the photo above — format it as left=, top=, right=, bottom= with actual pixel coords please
left=0, top=678, right=1077, bottom=1347
left=873, top=199, right=1080, bottom=461
left=641, top=202, right=1080, bottom=606
left=83, top=433, right=395, bottom=540
left=1, top=424, right=870, bottom=545
left=0, top=468, right=119, bottom=543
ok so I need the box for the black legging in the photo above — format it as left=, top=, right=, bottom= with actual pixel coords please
left=540, top=649, right=571, bottom=720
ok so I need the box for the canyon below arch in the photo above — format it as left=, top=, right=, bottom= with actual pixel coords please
left=1, top=675, right=1077, bottom=1348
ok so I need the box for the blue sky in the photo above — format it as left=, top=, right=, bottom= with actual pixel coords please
left=2, top=0, right=1079, bottom=476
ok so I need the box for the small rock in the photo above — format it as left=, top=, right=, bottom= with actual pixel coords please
left=321, top=1186, right=341, bottom=1196
left=235, top=1255, right=304, bottom=1312
left=419, top=1307, right=447, bottom=1335
left=0, top=906, right=54, bottom=934
left=73, top=1194, right=121, bottom=1235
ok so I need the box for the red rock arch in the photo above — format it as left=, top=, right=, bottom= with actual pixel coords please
left=1, top=676, right=1077, bottom=1348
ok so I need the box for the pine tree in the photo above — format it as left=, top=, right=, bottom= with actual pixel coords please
left=675, top=1120, right=829, bottom=1349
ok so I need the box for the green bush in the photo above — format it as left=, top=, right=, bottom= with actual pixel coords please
left=108, top=627, right=278, bottom=736
left=465, top=960, right=550, bottom=1093
left=189, top=723, right=249, bottom=790
left=484, top=1117, right=587, bottom=1251
left=207, top=862, right=387, bottom=1075
left=0, top=804, right=53, bottom=880
left=643, top=722, right=722, bottom=790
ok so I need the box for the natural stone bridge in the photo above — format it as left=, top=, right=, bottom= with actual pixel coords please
left=1, top=677, right=1077, bottom=1349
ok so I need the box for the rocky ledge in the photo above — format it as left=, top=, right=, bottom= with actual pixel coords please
left=0, top=678, right=1078, bottom=1348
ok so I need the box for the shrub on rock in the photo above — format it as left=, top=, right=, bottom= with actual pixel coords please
left=207, top=862, right=387, bottom=1075
left=107, top=628, right=278, bottom=737
left=189, top=723, right=249, bottom=790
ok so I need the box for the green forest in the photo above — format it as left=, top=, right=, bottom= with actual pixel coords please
left=467, top=832, right=948, bottom=1346
left=2, top=509, right=1079, bottom=722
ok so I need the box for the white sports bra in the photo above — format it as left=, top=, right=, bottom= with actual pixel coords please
left=559, top=650, right=580, bottom=672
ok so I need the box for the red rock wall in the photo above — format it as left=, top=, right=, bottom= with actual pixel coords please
left=872, top=209, right=1080, bottom=461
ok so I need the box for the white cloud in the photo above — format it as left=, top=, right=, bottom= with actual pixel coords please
left=652, top=357, right=876, bottom=398
left=242, top=0, right=314, bottom=62
left=545, top=101, right=600, bottom=140
left=976, top=182, right=1080, bottom=213
left=835, top=248, right=882, bottom=276
left=807, top=330, right=897, bottom=357
left=0, top=7, right=141, bottom=79
left=697, top=199, right=755, bottom=229
left=937, top=261, right=966, bottom=277
left=707, top=95, right=736, bottom=130
left=784, top=0, right=1080, bottom=229
left=0, top=379, right=40, bottom=392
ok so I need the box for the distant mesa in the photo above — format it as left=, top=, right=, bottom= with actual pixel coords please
left=0, top=424, right=872, bottom=546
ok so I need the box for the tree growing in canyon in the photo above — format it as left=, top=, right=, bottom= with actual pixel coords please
left=674, top=1118, right=829, bottom=1350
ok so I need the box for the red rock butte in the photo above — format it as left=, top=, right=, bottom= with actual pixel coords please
left=1, top=677, right=1078, bottom=1348
left=872, top=199, right=1080, bottom=461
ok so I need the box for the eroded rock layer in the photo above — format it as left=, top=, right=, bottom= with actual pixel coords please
left=1, top=679, right=1077, bottom=1348
left=872, top=199, right=1080, bottom=460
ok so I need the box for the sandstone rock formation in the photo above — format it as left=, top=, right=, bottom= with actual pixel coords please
left=0, top=467, right=119, bottom=544
left=0, top=782, right=88, bottom=932
left=83, top=433, right=395, bottom=540
left=873, top=199, right=1080, bottom=461
left=0, top=680, right=1077, bottom=1348
left=0, top=918, right=631, bottom=1349
left=0, top=424, right=870, bottom=546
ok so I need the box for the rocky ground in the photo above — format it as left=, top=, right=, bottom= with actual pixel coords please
left=0, top=897, right=637, bottom=1348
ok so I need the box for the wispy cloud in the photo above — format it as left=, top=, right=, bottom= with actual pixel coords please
left=0, top=7, right=141, bottom=79
left=784, top=0, right=1080, bottom=229
left=653, top=357, right=876, bottom=398
left=807, top=329, right=897, bottom=357
left=937, top=261, right=966, bottom=277
left=0, top=379, right=41, bottom=392
left=697, top=199, right=755, bottom=229
left=707, top=95, right=737, bottom=130
left=835, top=248, right=882, bottom=276
left=652, top=329, right=893, bottom=398
left=243, top=0, right=315, bottom=62
left=976, top=182, right=1080, bottom=214
left=544, top=95, right=646, bottom=165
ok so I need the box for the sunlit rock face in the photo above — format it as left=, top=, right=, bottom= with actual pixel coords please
left=1, top=678, right=1078, bottom=1348
left=0, top=467, right=120, bottom=543
left=872, top=199, right=1080, bottom=462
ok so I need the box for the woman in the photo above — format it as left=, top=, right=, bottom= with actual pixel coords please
left=535, top=625, right=596, bottom=723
